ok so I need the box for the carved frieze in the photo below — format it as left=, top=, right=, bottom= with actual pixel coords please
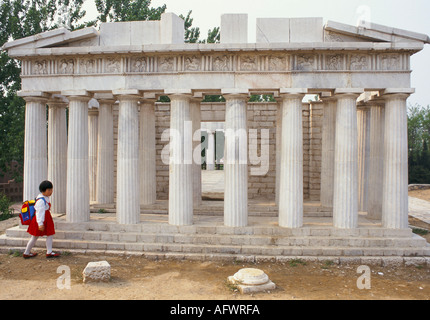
left=22, top=52, right=409, bottom=76
left=268, top=55, right=287, bottom=71
left=350, top=54, right=369, bottom=71
left=79, top=58, right=97, bottom=74
left=184, top=55, right=201, bottom=71
left=32, top=60, right=49, bottom=75
left=380, top=54, right=400, bottom=70
left=158, top=56, right=174, bottom=72
left=240, top=55, right=258, bottom=71
left=325, top=54, right=344, bottom=70
left=104, top=57, right=121, bottom=73
left=130, top=57, right=147, bottom=72
left=296, top=54, right=316, bottom=71
left=212, top=55, right=231, bottom=71
left=58, top=59, right=74, bottom=74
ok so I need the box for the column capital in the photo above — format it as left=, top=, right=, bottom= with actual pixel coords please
left=18, top=91, right=50, bottom=103
left=279, top=88, right=307, bottom=99
left=94, top=92, right=116, bottom=104
left=334, top=88, right=364, bottom=99
left=381, top=88, right=415, bottom=100
left=47, top=94, right=68, bottom=108
left=221, top=88, right=249, bottom=100
left=62, top=90, right=93, bottom=102
left=112, top=89, right=142, bottom=101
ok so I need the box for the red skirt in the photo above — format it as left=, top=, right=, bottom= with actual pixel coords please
left=27, top=210, right=56, bottom=237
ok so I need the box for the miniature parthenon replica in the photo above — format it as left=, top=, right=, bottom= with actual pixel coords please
left=1, top=13, right=429, bottom=261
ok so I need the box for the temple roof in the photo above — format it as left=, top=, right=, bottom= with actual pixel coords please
left=2, top=13, right=429, bottom=57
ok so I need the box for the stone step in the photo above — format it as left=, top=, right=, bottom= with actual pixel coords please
left=5, top=226, right=427, bottom=248
left=1, top=234, right=428, bottom=257
left=52, top=221, right=414, bottom=238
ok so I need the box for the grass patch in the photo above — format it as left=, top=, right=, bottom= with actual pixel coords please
left=289, top=258, right=307, bottom=267
left=412, top=227, right=429, bottom=236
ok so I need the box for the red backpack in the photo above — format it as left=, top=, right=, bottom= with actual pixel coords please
left=19, top=198, right=46, bottom=225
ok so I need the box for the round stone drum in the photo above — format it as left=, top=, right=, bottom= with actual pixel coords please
left=232, top=268, right=269, bottom=285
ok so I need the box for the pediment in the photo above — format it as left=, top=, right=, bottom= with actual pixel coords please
left=324, top=20, right=430, bottom=44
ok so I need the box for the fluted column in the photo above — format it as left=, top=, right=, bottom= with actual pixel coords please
left=278, top=89, right=306, bottom=228
left=88, top=106, right=98, bottom=203
left=94, top=93, right=115, bottom=204
left=222, top=89, right=248, bottom=227
left=139, top=96, right=157, bottom=205
left=47, top=96, right=67, bottom=214
left=114, top=90, right=141, bottom=225
left=320, top=96, right=337, bottom=208
left=367, top=97, right=385, bottom=220
left=275, top=100, right=282, bottom=206
left=381, top=89, right=413, bottom=229
left=167, top=90, right=194, bottom=226
left=190, top=97, right=202, bottom=206
left=206, top=129, right=216, bottom=170
left=357, top=105, right=370, bottom=212
left=332, top=89, right=362, bottom=229
left=63, top=91, right=91, bottom=223
left=20, top=92, right=49, bottom=201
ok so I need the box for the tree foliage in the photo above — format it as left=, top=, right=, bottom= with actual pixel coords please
left=408, top=104, right=430, bottom=183
left=0, top=0, right=90, bottom=180
left=94, top=0, right=166, bottom=23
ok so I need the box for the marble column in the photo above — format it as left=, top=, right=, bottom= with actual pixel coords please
left=320, top=96, right=337, bottom=208
left=94, top=93, right=115, bottom=205
left=381, top=89, right=413, bottom=229
left=47, top=97, right=67, bottom=214
left=63, top=91, right=91, bottom=223
left=278, top=89, right=306, bottom=228
left=357, top=105, right=370, bottom=212
left=139, top=96, right=157, bottom=205
left=367, top=97, right=385, bottom=220
left=275, top=100, right=282, bottom=206
left=88, top=106, right=98, bottom=203
left=332, top=89, right=362, bottom=229
left=20, top=92, right=49, bottom=201
left=114, top=90, right=141, bottom=225
left=190, top=97, right=202, bottom=207
left=222, top=89, right=248, bottom=227
left=206, top=129, right=216, bottom=170
left=167, top=90, right=194, bottom=226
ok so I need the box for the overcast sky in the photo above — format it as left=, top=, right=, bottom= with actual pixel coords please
left=83, top=0, right=430, bottom=106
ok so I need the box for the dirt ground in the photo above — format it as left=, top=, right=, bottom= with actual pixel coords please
left=0, top=191, right=429, bottom=301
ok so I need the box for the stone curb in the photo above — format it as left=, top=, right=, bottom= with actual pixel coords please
left=1, top=247, right=429, bottom=267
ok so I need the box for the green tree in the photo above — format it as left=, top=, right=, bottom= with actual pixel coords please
left=94, top=0, right=166, bottom=23
left=180, top=10, right=200, bottom=43
left=408, top=104, right=430, bottom=183
left=0, top=0, right=90, bottom=180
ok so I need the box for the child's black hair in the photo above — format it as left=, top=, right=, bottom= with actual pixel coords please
left=39, top=180, right=53, bottom=192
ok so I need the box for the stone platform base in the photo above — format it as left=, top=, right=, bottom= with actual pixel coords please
left=1, top=212, right=429, bottom=264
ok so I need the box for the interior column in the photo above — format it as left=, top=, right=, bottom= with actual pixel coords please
left=222, top=89, right=248, bottom=227
left=63, top=90, right=92, bottom=223
left=332, top=89, right=363, bottom=229
left=167, top=90, right=194, bottom=226
left=278, top=89, right=306, bottom=228
left=114, top=90, right=141, bottom=225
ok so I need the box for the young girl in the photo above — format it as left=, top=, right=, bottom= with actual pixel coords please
left=23, top=180, right=61, bottom=259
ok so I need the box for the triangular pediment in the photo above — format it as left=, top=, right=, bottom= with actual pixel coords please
left=324, top=20, right=430, bottom=44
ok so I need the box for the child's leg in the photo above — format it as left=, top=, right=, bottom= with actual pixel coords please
left=46, top=235, right=53, bottom=254
left=24, top=236, right=39, bottom=255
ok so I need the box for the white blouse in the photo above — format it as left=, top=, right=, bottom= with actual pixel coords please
left=34, top=194, right=50, bottom=226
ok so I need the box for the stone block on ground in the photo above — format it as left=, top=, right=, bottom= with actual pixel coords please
left=82, top=261, right=111, bottom=283
left=228, top=268, right=276, bottom=294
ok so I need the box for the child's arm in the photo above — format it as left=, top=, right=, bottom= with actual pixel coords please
left=34, top=198, right=47, bottom=227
